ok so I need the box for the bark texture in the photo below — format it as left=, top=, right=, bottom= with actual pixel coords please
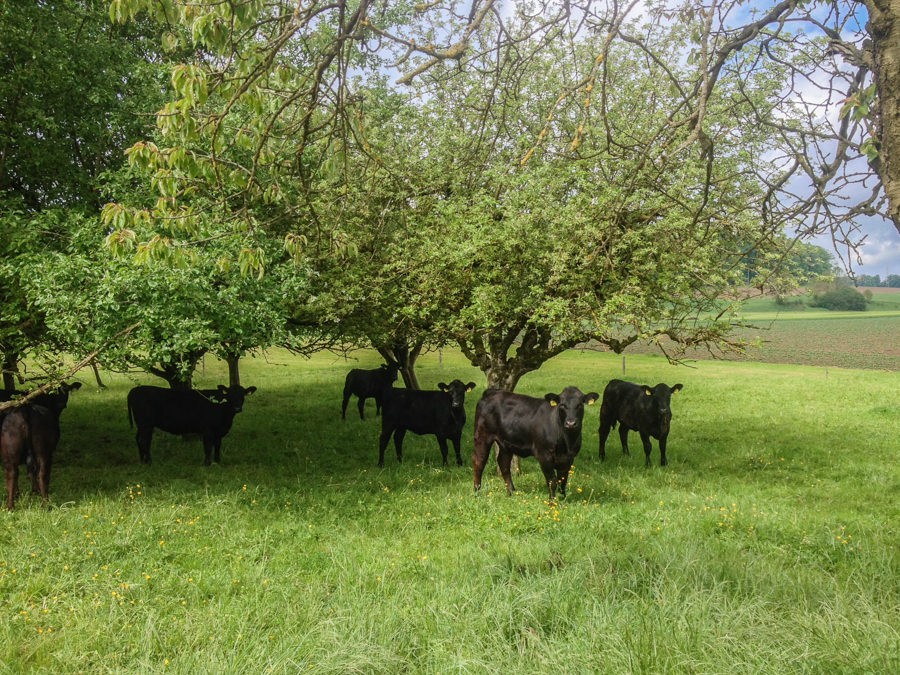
left=866, top=0, right=900, bottom=232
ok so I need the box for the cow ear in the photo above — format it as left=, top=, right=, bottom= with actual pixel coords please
left=466, top=382, right=476, bottom=392
left=218, top=385, right=229, bottom=394
left=544, top=394, right=560, bottom=407
left=245, top=386, right=257, bottom=395
left=585, top=392, right=599, bottom=405
left=671, top=384, right=683, bottom=393
left=643, top=386, right=653, bottom=396
left=66, top=382, right=83, bottom=392
left=438, top=382, right=449, bottom=391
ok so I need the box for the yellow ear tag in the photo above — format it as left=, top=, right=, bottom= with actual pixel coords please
left=549, top=400, right=558, bottom=407
left=588, top=399, right=595, bottom=406
left=645, top=390, right=652, bottom=396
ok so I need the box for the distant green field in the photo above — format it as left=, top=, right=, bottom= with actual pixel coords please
left=624, top=288, right=900, bottom=371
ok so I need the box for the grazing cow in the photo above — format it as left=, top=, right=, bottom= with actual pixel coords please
left=1, top=405, right=59, bottom=510
left=598, top=379, right=683, bottom=467
left=473, top=387, right=599, bottom=500
left=342, top=362, right=400, bottom=420
left=0, top=382, right=81, bottom=510
left=127, top=384, right=256, bottom=465
left=378, top=380, right=477, bottom=467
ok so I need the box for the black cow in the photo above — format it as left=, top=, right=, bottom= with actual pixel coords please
left=378, top=380, right=477, bottom=467
left=342, top=362, right=400, bottom=420
left=127, top=384, right=256, bottom=465
left=0, top=382, right=82, bottom=510
left=473, top=386, right=599, bottom=500
left=1, top=406, right=59, bottom=510
left=598, top=379, right=683, bottom=467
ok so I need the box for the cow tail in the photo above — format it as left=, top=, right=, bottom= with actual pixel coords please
left=600, top=402, right=617, bottom=429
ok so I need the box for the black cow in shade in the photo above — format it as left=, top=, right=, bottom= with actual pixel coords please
left=127, top=384, right=256, bottom=465
left=598, top=379, right=683, bottom=467
left=473, top=386, right=599, bottom=500
left=342, top=362, right=400, bottom=420
left=378, top=380, right=477, bottom=467
left=1, top=382, right=82, bottom=510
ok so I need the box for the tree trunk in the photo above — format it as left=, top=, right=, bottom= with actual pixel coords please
left=866, top=0, right=900, bottom=233
left=148, top=351, right=205, bottom=390
left=226, top=354, right=241, bottom=387
left=2, top=351, right=18, bottom=391
left=377, top=340, right=424, bottom=390
left=90, top=359, right=106, bottom=389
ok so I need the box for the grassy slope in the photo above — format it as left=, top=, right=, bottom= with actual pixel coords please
left=1, top=350, right=898, bottom=673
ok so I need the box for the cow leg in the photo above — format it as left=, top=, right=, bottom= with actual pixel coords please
left=598, top=419, right=613, bottom=461
left=28, top=453, right=39, bottom=493
left=539, top=461, right=558, bottom=501
left=136, top=428, right=153, bottom=464
left=451, top=435, right=464, bottom=467
left=497, top=447, right=516, bottom=495
left=203, top=435, right=214, bottom=466
left=34, top=455, right=51, bottom=504
left=556, top=461, right=573, bottom=498
left=658, top=433, right=668, bottom=467
left=472, top=439, right=491, bottom=493
left=357, top=396, right=366, bottom=420
left=378, top=427, right=392, bottom=467
left=341, top=389, right=351, bottom=420
left=393, top=428, right=406, bottom=463
left=618, top=425, right=630, bottom=456
left=374, top=395, right=382, bottom=417
left=640, top=431, right=653, bottom=467
left=435, top=436, right=450, bottom=466
left=4, top=464, right=18, bottom=510
left=213, top=437, right=223, bottom=464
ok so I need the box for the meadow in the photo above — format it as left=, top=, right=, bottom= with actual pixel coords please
left=1, top=346, right=898, bottom=673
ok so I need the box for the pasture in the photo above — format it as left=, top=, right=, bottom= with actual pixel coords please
left=1, top=348, right=898, bottom=673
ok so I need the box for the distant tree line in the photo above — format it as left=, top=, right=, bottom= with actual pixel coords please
left=844, top=274, right=900, bottom=288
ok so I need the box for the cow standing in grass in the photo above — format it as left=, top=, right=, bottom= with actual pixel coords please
left=598, top=380, right=683, bottom=467
left=473, top=386, right=599, bottom=500
left=1, top=382, right=82, bottom=510
left=378, top=380, right=477, bottom=467
left=341, top=362, right=400, bottom=420
left=127, top=384, right=256, bottom=465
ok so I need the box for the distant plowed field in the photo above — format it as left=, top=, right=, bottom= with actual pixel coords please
left=622, top=289, right=900, bottom=371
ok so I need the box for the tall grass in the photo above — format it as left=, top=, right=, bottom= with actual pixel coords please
left=1, top=349, right=898, bottom=673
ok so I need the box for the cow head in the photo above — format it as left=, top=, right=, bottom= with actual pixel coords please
left=44, top=381, right=83, bottom=416
left=545, top=387, right=600, bottom=430
left=438, top=380, right=477, bottom=409
left=381, top=362, right=400, bottom=382
left=642, top=383, right=683, bottom=431
left=216, top=385, right=257, bottom=413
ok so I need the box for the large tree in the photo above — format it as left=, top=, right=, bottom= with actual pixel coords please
left=0, top=0, right=169, bottom=386
left=103, top=0, right=898, bottom=388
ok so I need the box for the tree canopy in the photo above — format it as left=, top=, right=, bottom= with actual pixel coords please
left=3, top=0, right=898, bottom=389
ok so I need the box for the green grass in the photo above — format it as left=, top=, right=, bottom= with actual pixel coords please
left=2, top=349, right=899, bottom=673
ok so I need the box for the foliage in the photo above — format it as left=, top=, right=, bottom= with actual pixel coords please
left=0, top=0, right=168, bottom=210
left=810, top=285, right=869, bottom=311
left=1, top=350, right=897, bottom=672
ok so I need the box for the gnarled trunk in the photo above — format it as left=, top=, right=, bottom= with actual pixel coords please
left=866, top=0, right=900, bottom=232
left=377, top=340, right=424, bottom=390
